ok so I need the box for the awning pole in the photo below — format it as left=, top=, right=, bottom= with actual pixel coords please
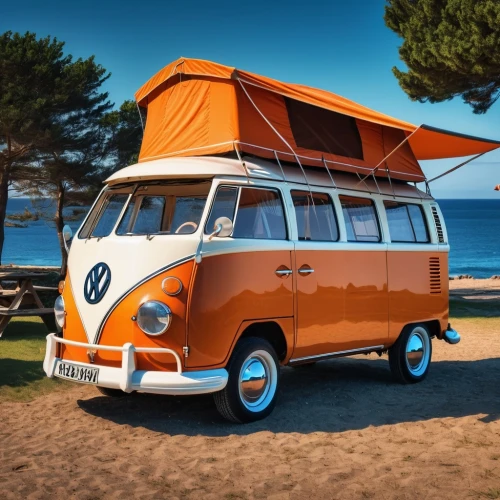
left=356, top=172, right=372, bottom=194
left=238, top=79, right=315, bottom=198
left=426, top=152, right=486, bottom=183
left=372, top=173, right=382, bottom=195
left=386, top=166, right=396, bottom=199
left=273, top=150, right=288, bottom=183
left=135, top=102, right=145, bottom=133
left=322, top=155, right=337, bottom=190
left=356, top=126, right=422, bottom=186
left=234, top=141, right=251, bottom=184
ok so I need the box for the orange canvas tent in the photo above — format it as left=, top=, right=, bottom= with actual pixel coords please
left=135, top=58, right=500, bottom=182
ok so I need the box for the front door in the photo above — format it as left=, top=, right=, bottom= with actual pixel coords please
left=187, top=184, right=295, bottom=368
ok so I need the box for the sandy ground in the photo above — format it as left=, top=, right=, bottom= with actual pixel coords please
left=450, top=277, right=500, bottom=297
left=1, top=283, right=500, bottom=499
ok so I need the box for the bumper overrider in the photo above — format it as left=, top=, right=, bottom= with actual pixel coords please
left=43, top=334, right=228, bottom=395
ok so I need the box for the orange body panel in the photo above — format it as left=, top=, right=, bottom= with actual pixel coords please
left=187, top=251, right=294, bottom=368
left=59, top=274, right=91, bottom=363
left=61, top=261, right=195, bottom=371
left=60, top=245, right=449, bottom=372
left=387, top=251, right=449, bottom=341
left=98, top=259, right=194, bottom=371
left=293, top=249, right=388, bottom=359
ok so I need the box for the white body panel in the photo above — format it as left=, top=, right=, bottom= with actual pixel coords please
left=68, top=235, right=197, bottom=344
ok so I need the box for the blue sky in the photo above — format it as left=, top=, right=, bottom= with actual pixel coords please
left=2, top=0, right=499, bottom=198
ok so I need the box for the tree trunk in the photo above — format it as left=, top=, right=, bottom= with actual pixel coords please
left=55, top=181, right=67, bottom=278
left=0, top=135, right=12, bottom=265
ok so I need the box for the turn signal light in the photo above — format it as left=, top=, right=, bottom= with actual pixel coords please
left=58, top=281, right=65, bottom=294
left=162, top=277, right=183, bottom=296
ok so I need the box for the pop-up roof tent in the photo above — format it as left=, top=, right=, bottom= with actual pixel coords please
left=135, top=58, right=500, bottom=183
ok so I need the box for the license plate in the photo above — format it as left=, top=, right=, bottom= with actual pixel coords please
left=57, top=361, right=99, bottom=384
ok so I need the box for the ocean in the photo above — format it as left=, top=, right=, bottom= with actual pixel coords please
left=3, top=198, right=500, bottom=278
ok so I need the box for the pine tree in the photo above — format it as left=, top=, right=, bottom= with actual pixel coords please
left=102, top=100, right=144, bottom=169
left=0, top=31, right=112, bottom=266
left=385, top=0, right=500, bottom=113
left=14, top=98, right=142, bottom=276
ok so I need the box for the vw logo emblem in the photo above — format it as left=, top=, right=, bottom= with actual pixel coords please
left=84, top=263, right=111, bottom=304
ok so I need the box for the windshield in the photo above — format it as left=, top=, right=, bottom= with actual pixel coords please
left=79, top=181, right=211, bottom=238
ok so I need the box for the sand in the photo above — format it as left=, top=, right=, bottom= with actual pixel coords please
left=1, top=282, right=500, bottom=499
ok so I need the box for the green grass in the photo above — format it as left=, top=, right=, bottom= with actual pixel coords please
left=0, top=317, right=69, bottom=402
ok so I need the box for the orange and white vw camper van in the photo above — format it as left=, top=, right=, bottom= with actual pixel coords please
left=44, top=59, right=500, bottom=423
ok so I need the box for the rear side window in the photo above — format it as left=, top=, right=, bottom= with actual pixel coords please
left=80, top=193, right=129, bottom=238
left=340, top=195, right=381, bottom=242
left=291, top=191, right=339, bottom=241
left=233, top=188, right=287, bottom=240
left=384, top=201, right=429, bottom=243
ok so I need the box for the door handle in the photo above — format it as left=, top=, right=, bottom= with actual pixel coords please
left=298, top=265, right=315, bottom=277
left=275, top=265, right=293, bottom=278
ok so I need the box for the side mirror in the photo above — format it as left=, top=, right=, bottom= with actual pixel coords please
left=62, top=225, right=73, bottom=252
left=208, top=217, right=233, bottom=240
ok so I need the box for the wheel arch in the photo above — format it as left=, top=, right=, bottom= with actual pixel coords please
left=231, top=319, right=294, bottom=364
left=422, top=319, right=442, bottom=339
left=392, top=319, right=442, bottom=346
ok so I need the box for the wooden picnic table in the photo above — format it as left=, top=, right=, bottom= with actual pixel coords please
left=0, top=271, right=57, bottom=337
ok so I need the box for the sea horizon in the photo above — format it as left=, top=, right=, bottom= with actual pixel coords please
left=3, top=197, right=500, bottom=278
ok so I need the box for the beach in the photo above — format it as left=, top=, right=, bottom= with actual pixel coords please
left=1, top=278, right=499, bottom=499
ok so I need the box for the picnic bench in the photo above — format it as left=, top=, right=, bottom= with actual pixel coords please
left=0, top=271, right=57, bottom=337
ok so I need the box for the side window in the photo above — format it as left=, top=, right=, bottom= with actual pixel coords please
left=340, top=195, right=381, bottom=243
left=233, top=188, right=287, bottom=240
left=205, top=186, right=238, bottom=234
left=291, top=190, right=339, bottom=241
left=80, top=193, right=129, bottom=238
left=408, top=204, right=429, bottom=242
left=384, top=201, right=429, bottom=243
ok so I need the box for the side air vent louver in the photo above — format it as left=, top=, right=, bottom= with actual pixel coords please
left=429, top=257, right=441, bottom=294
left=431, top=206, right=445, bottom=243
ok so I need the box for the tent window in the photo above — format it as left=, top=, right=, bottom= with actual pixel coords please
left=384, top=201, right=429, bottom=243
left=285, top=97, right=364, bottom=159
left=340, top=196, right=381, bottom=243
left=291, top=191, right=339, bottom=241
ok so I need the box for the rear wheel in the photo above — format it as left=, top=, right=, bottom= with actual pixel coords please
left=96, top=386, right=127, bottom=398
left=214, top=337, right=280, bottom=423
left=389, top=323, right=432, bottom=384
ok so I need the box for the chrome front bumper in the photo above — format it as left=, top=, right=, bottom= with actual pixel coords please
left=43, top=334, right=228, bottom=395
left=443, top=327, right=461, bottom=345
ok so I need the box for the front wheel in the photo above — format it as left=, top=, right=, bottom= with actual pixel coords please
left=389, top=323, right=432, bottom=384
left=214, top=337, right=280, bottom=423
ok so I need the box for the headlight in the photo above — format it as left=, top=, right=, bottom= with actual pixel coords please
left=54, top=295, right=65, bottom=329
left=137, top=301, right=172, bottom=336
